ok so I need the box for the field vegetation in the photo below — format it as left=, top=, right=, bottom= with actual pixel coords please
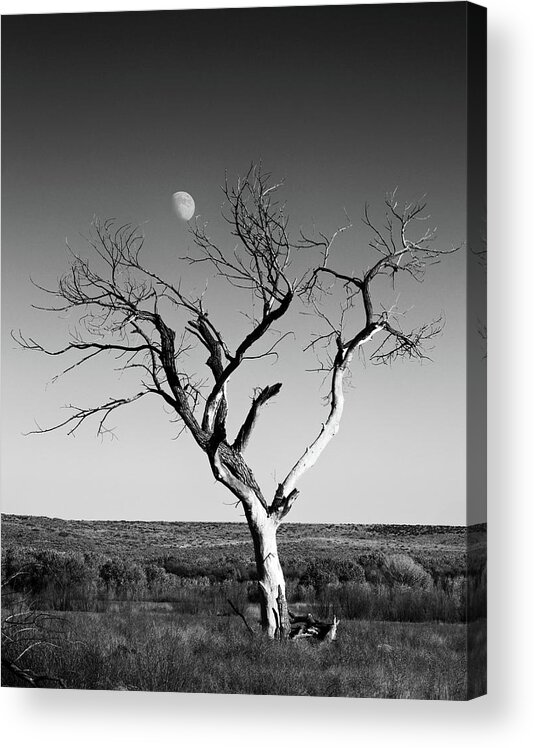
left=1, top=514, right=486, bottom=698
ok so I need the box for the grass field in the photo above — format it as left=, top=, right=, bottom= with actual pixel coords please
left=1, top=602, right=479, bottom=699
left=1, top=514, right=486, bottom=699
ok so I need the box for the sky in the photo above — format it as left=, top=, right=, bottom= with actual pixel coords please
left=1, top=4, right=478, bottom=525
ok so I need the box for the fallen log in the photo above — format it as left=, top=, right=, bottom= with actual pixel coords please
left=288, top=611, right=339, bottom=642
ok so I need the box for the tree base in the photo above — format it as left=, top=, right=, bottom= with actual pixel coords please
left=226, top=601, right=339, bottom=642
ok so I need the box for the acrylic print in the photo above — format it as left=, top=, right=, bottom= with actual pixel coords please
left=1, top=3, right=487, bottom=699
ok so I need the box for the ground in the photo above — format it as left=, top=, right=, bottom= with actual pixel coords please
left=1, top=514, right=486, bottom=699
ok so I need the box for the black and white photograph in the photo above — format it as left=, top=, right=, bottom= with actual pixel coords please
left=1, top=2, right=487, bottom=701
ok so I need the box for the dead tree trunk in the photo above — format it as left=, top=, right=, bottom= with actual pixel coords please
left=210, top=446, right=290, bottom=639
left=248, top=513, right=290, bottom=639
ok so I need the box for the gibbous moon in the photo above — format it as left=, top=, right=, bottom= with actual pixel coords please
left=172, top=191, right=195, bottom=221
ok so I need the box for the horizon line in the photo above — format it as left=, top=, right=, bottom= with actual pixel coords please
left=1, top=512, right=486, bottom=529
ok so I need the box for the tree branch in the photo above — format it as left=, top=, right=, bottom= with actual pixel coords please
left=201, top=290, right=293, bottom=441
left=271, top=192, right=458, bottom=520
left=26, top=392, right=150, bottom=438
left=233, top=383, right=282, bottom=453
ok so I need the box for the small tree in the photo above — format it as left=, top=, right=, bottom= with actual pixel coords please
left=15, top=165, right=457, bottom=638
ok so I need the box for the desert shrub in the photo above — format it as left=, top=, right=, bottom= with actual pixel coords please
left=179, top=576, right=212, bottom=588
left=298, top=558, right=366, bottom=592
left=160, top=556, right=222, bottom=583
left=336, top=560, right=366, bottom=583
left=327, top=581, right=373, bottom=619
left=144, top=562, right=170, bottom=596
left=159, top=555, right=256, bottom=585
left=100, top=559, right=145, bottom=599
left=381, top=554, right=432, bottom=589
left=285, top=581, right=315, bottom=605
left=277, top=557, right=308, bottom=581
left=1, top=547, right=34, bottom=587
left=357, top=551, right=387, bottom=584
left=6, top=550, right=100, bottom=610
left=219, top=556, right=256, bottom=582
left=158, top=581, right=248, bottom=615
left=312, top=578, right=464, bottom=623
left=299, top=559, right=338, bottom=590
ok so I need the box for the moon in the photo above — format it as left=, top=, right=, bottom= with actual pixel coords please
left=172, top=191, right=195, bottom=221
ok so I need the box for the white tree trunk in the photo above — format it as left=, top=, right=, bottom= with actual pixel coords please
left=278, top=325, right=383, bottom=502
left=212, top=447, right=289, bottom=638
left=248, top=512, right=289, bottom=638
left=278, top=366, right=345, bottom=500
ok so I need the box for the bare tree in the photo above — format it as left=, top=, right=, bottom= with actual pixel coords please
left=14, top=165, right=458, bottom=638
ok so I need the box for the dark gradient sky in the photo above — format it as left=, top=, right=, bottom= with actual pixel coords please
left=2, top=4, right=473, bottom=524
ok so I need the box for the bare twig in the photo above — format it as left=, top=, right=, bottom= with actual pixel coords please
left=227, top=599, right=255, bottom=636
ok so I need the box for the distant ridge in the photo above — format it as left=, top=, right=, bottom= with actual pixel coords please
left=1, top=514, right=485, bottom=571
left=1, top=513, right=479, bottom=530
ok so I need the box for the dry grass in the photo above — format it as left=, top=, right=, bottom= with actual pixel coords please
left=1, top=515, right=486, bottom=699
left=1, top=603, right=473, bottom=699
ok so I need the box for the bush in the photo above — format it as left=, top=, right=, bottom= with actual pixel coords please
left=357, top=551, right=387, bottom=584
left=100, top=559, right=145, bottom=598
left=5, top=549, right=101, bottom=610
left=1, top=544, right=475, bottom=623
left=381, top=554, right=432, bottom=589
